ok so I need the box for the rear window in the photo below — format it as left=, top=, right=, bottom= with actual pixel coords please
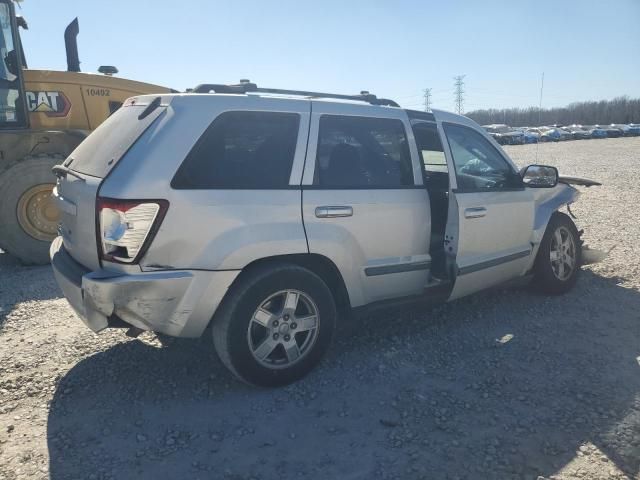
left=68, top=101, right=165, bottom=178
left=171, top=111, right=300, bottom=189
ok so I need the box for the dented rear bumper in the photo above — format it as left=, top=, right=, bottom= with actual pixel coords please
left=50, top=237, right=238, bottom=337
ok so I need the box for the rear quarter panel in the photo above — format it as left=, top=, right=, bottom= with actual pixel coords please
left=99, top=95, right=311, bottom=271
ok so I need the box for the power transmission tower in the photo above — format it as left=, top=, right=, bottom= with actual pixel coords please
left=423, top=88, right=432, bottom=111
left=453, top=75, right=466, bottom=114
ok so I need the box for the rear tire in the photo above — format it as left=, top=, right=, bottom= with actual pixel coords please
left=212, top=264, right=336, bottom=387
left=0, top=155, right=63, bottom=265
left=532, top=212, right=581, bottom=295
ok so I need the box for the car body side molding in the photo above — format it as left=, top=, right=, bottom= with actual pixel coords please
left=365, top=260, right=431, bottom=277
left=457, top=249, right=531, bottom=276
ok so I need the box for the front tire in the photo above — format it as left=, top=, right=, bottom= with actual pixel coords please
left=212, top=264, right=336, bottom=387
left=532, top=212, right=581, bottom=295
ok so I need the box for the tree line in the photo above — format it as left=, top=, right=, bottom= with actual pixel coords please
left=466, top=96, right=640, bottom=127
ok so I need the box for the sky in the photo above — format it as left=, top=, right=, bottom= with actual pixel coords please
left=15, top=0, right=640, bottom=113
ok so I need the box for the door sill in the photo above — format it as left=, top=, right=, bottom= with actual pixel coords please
left=351, top=283, right=453, bottom=319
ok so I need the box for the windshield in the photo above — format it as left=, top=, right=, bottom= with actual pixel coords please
left=0, top=1, right=23, bottom=126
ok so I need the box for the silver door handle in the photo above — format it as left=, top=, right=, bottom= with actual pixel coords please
left=315, top=206, right=353, bottom=218
left=464, top=207, right=486, bottom=218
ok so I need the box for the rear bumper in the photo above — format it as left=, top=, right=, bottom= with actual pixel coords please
left=50, top=237, right=239, bottom=337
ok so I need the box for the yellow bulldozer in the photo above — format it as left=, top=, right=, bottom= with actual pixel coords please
left=0, top=1, right=171, bottom=264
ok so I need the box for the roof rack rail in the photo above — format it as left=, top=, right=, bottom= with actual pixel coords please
left=191, top=80, right=400, bottom=107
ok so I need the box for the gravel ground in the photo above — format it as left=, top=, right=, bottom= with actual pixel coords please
left=1, top=137, right=639, bottom=480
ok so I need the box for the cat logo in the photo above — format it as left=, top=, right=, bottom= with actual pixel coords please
left=25, top=91, right=71, bottom=117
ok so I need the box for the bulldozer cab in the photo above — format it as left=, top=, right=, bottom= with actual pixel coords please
left=0, top=0, right=26, bottom=127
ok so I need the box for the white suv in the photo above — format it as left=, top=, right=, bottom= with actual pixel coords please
left=50, top=81, right=595, bottom=386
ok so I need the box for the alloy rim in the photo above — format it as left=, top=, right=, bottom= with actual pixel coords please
left=247, top=289, right=319, bottom=369
left=549, top=225, right=576, bottom=281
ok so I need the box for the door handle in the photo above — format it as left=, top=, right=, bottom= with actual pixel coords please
left=464, top=207, right=486, bottom=219
left=315, top=206, right=353, bottom=218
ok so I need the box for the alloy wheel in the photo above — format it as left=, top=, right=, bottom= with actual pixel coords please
left=247, top=290, right=320, bottom=369
left=549, top=225, right=576, bottom=281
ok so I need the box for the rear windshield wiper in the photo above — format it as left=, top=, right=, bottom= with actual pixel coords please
left=138, top=96, right=162, bottom=120
left=52, top=164, right=85, bottom=181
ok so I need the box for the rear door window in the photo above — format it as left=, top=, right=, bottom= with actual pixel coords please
left=314, top=115, right=413, bottom=188
left=172, top=111, right=300, bottom=189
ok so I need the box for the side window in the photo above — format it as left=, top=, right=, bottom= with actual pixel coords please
left=314, top=115, right=413, bottom=188
left=172, top=111, right=300, bottom=189
left=443, top=123, right=521, bottom=192
left=412, top=122, right=447, bottom=174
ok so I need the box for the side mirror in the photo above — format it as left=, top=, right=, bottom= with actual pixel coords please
left=522, top=164, right=558, bottom=188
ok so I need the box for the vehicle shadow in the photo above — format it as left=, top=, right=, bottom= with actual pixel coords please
left=47, top=269, right=640, bottom=479
left=0, top=251, right=62, bottom=329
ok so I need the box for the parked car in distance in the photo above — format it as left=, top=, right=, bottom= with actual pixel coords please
left=582, top=126, right=608, bottom=139
left=627, top=124, right=640, bottom=136
left=556, top=128, right=574, bottom=141
left=610, top=124, right=630, bottom=136
left=611, top=124, right=640, bottom=136
left=536, top=128, right=562, bottom=142
left=50, top=83, right=599, bottom=387
left=595, top=124, right=622, bottom=138
left=482, top=124, right=526, bottom=145
left=517, top=128, right=539, bottom=143
left=629, top=123, right=640, bottom=137
left=525, top=127, right=547, bottom=140
left=566, top=125, right=592, bottom=140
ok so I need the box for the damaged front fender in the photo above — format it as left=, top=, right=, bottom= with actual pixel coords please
left=531, top=183, right=581, bottom=243
left=529, top=178, right=608, bottom=267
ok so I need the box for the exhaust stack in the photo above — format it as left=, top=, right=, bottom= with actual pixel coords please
left=64, top=18, right=80, bottom=72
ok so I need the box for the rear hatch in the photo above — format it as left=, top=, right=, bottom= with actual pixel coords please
left=54, top=96, right=168, bottom=270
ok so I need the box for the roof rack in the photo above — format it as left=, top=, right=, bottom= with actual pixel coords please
left=191, top=80, right=400, bottom=107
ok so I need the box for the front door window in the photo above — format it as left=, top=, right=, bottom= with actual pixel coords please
left=443, top=123, right=521, bottom=192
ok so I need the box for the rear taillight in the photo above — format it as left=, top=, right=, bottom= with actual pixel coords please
left=97, top=198, right=168, bottom=264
